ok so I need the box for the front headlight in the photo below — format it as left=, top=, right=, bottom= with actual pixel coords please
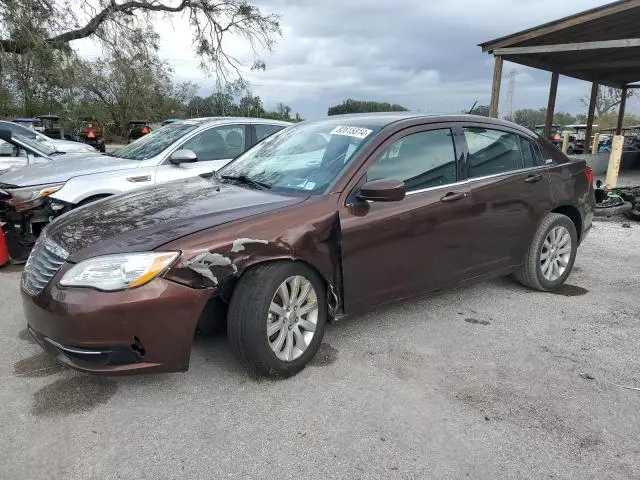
left=8, top=183, right=64, bottom=211
left=60, top=252, right=180, bottom=291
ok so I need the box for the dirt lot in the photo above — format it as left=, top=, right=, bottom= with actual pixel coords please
left=1, top=219, right=639, bottom=479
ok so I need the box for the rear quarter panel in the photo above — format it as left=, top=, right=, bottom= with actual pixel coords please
left=547, top=159, right=595, bottom=240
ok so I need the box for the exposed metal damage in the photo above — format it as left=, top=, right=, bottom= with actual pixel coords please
left=231, top=238, right=269, bottom=252
left=182, top=252, right=238, bottom=285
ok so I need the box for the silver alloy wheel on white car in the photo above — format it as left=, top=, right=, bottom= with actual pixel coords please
left=540, top=225, right=572, bottom=282
left=267, top=275, right=318, bottom=361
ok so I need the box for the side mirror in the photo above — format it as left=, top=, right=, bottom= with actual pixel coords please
left=170, top=149, right=198, bottom=165
left=358, top=179, right=406, bottom=202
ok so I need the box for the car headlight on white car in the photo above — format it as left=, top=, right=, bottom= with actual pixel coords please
left=60, top=252, right=180, bottom=291
left=7, top=183, right=64, bottom=212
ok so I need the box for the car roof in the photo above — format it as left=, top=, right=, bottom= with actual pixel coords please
left=298, top=113, right=537, bottom=137
left=184, top=117, right=292, bottom=127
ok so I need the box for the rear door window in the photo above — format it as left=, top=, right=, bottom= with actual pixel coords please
left=181, top=125, right=245, bottom=161
left=366, top=129, right=457, bottom=191
left=255, top=124, right=286, bottom=142
left=519, top=137, right=539, bottom=168
left=463, top=127, right=524, bottom=178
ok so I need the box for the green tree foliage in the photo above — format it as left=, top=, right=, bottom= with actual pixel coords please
left=186, top=85, right=301, bottom=122
left=327, top=99, right=408, bottom=116
left=0, top=0, right=280, bottom=81
left=506, top=108, right=578, bottom=128
left=469, top=104, right=490, bottom=116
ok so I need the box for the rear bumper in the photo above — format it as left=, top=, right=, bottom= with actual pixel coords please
left=23, top=273, right=212, bottom=375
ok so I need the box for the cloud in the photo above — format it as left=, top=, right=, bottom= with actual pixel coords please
left=74, top=0, right=640, bottom=117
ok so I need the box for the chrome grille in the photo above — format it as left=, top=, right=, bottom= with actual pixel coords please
left=22, top=234, right=68, bottom=296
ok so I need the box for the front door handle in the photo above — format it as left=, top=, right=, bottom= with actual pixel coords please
left=440, top=192, right=467, bottom=203
left=524, top=174, right=543, bottom=184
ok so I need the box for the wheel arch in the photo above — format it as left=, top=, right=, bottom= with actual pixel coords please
left=551, top=204, right=583, bottom=241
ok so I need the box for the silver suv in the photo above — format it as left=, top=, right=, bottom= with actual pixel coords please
left=0, top=117, right=290, bottom=208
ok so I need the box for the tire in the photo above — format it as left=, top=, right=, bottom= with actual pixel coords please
left=227, top=261, right=327, bottom=378
left=516, top=213, right=578, bottom=292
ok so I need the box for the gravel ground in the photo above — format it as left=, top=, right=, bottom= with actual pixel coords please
left=1, top=220, right=639, bottom=479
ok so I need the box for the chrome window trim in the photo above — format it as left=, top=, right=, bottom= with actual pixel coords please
left=466, top=165, right=547, bottom=184
left=405, top=179, right=470, bottom=196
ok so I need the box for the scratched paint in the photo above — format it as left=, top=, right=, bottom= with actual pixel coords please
left=231, top=238, right=269, bottom=253
left=182, top=252, right=238, bottom=285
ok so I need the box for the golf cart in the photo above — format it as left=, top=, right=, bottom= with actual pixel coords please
left=77, top=116, right=106, bottom=152
left=37, top=114, right=62, bottom=139
left=128, top=120, right=151, bottom=143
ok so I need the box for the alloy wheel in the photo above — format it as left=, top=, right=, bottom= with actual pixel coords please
left=267, top=275, right=319, bottom=361
left=540, top=225, right=572, bottom=282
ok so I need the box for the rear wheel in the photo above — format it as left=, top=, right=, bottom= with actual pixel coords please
left=516, top=213, right=578, bottom=292
left=227, top=262, right=327, bottom=378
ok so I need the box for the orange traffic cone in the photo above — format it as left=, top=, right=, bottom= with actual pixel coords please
left=0, top=226, right=9, bottom=268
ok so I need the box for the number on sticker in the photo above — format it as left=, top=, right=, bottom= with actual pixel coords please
left=330, top=126, right=373, bottom=139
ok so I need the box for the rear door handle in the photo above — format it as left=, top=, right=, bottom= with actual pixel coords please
left=524, top=174, right=543, bottom=184
left=440, top=192, right=467, bottom=203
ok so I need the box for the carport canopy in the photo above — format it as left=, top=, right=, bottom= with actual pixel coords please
left=479, top=0, right=640, bottom=143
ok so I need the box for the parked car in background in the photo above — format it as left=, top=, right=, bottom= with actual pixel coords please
left=0, top=120, right=97, bottom=154
left=0, top=130, right=81, bottom=261
left=0, top=117, right=290, bottom=260
left=20, top=113, right=594, bottom=378
left=12, top=117, right=43, bottom=132
left=76, top=117, right=106, bottom=152
left=128, top=120, right=152, bottom=143
left=0, top=130, right=54, bottom=175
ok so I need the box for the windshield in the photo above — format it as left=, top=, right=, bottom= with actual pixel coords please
left=218, top=121, right=381, bottom=194
left=111, top=122, right=198, bottom=161
left=13, top=133, right=55, bottom=156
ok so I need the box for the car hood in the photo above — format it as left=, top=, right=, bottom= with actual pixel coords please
left=0, top=153, right=133, bottom=186
left=45, top=176, right=307, bottom=262
left=50, top=139, right=95, bottom=153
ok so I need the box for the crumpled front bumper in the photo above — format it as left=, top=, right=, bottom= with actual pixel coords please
left=23, top=268, right=212, bottom=375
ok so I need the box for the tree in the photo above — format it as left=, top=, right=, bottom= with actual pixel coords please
left=580, top=86, right=634, bottom=118
left=327, top=99, right=408, bottom=116
left=275, top=103, right=291, bottom=120
left=0, top=0, right=280, bottom=80
left=593, top=112, right=640, bottom=130
left=469, top=104, right=490, bottom=116
left=507, top=108, right=576, bottom=128
left=78, top=45, right=197, bottom=135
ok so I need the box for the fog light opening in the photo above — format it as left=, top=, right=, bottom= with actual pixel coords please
left=131, top=336, right=146, bottom=357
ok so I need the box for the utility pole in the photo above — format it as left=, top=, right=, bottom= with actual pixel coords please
left=507, top=68, right=519, bottom=121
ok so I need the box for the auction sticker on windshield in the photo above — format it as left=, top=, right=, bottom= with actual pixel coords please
left=330, top=126, right=373, bottom=139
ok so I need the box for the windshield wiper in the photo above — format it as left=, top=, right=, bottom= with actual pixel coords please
left=220, top=174, right=271, bottom=189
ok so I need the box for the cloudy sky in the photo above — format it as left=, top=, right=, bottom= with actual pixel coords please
left=76, top=0, right=640, bottom=118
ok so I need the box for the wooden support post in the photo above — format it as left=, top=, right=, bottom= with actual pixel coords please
left=616, top=87, right=628, bottom=135
left=591, top=133, right=600, bottom=154
left=585, top=83, right=598, bottom=151
left=605, top=135, right=625, bottom=188
left=562, top=131, right=571, bottom=154
left=489, top=56, right=503, bottom=118
left=544, top=73, right=559, bottom=139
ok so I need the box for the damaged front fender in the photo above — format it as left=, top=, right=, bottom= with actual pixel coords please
left=162, top=197, right=344, bottom=318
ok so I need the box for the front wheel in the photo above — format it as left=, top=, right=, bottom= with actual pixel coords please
left=516, top=213, right=578, bottom=291
left=227, top=262, right=327, bottom=378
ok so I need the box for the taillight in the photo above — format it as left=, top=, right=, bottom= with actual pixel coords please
left=87, top=130, right=95, bottom=139
left=142, top=126, right=150, bottom=134
left=584, top=166, right=594, bottom=185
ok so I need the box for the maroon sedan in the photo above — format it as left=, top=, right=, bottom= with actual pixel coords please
left=22, top=113, right=595, bottom=377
